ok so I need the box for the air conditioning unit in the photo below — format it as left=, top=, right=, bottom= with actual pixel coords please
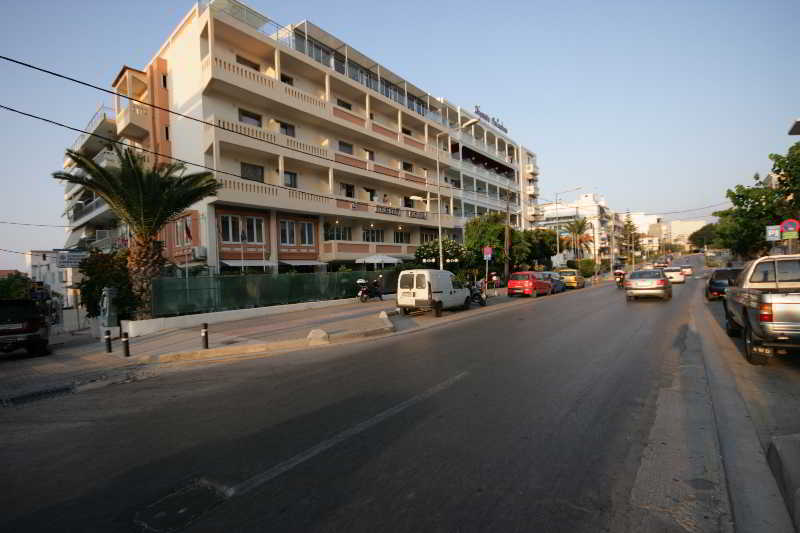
left=192, top=246, right=207, bottom=260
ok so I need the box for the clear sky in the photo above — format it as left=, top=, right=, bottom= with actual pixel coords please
left=0, top=0, right=797, bottom=270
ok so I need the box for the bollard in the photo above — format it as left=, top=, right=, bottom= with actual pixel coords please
left=104, top=330, right=112, bottom=353
left=122, top=332, right=130, bottom=357
left=201, top=323, right=209, bottom=349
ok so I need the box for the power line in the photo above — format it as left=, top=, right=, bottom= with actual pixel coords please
left=0, top=54, right=515, bottom=199
left=650, top=201, right=730, bottom=216
left=0, top=103, right=463, bottom=220
left=0, top=220, right=70, bottom=228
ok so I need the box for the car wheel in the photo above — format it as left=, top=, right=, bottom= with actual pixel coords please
left=402, top=307, right=412, bottom=315
left=26, top=340, right=49, bottom=356
left=434, top=301, right=443, bottom=317
left=744, top=322, right=767, bottom=365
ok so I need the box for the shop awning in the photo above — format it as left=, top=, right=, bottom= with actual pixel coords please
left=221, top=260, right=278, bottom=267
left=279, top=260, right=328, bottom=266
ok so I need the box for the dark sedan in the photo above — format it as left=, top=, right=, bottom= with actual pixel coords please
left=706, top=267, right=741, bottom=300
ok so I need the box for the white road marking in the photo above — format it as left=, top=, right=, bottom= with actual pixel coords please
left=208, top=371, right=470, bottom=498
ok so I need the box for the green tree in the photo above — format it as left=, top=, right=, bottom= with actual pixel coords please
left=53, top=146, right=219, bottom=318
left=564, top=218, right=593, bottom=259
left=524, top=229, right=557, bottom=268
left=413, top=238, right=468, bottom=269
left=712, top=184, right=783, bottom=258
left=464, top=213, right=507, bottom=269
left=0, top=272, right=31, bottom=299
left=77, top=250, right=137, bottom=319
left=769, top=141, right=800, bottom=213
left=689, top=223, right=717, bottom=248
left=621, top=213, right=641, bottom=260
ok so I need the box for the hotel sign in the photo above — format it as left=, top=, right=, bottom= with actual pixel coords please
left=474, top=105, right=508, bottom=134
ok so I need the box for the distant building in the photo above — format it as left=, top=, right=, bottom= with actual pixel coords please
left=669, top=220, right=707, bottom=250
left=25, top=250, right=72, bottom=306
left=0, top=269, right=22, bottom=278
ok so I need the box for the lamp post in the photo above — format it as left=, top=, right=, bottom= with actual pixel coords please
left=431, top=117, right=479, bottom=270
left=553, top=186, right=582, bottom=260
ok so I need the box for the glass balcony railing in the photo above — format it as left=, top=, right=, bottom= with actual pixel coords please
left=68, top=197, right=106, bottom=223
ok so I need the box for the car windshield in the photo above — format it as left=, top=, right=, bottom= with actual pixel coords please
left=664, top=267, right=681, bottom=273
left=559, top=270, right=577, bottom=276
left=630, top=270, right=662, bottom=279
left=510, top=274, right=529, bottom=280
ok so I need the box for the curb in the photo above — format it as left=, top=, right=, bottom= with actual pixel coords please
left=768, top=434, right=800, bottom=529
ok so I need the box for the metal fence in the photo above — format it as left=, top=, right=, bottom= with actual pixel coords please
left=151, top=270, right=399, bottom=317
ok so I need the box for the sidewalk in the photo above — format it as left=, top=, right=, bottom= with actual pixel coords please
left=0, top=299, right=395, bottom=402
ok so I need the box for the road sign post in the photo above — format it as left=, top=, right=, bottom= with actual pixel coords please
left=780, top=219, right=799, bottom=253
left=483, top=246, right=492, bottom=296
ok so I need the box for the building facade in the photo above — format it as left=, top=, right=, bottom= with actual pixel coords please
left=25, top=251, right=69, bottom=305
left=62, top=0, right=540, bottom=273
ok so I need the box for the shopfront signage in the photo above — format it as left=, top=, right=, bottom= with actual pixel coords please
left=474, top=105, right=508, bottom=134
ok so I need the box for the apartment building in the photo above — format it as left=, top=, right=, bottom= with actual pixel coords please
left=60, top=0, right=540, bottom=273
left=536, top=194, right=624, bottom=263
left=25, top=250, right=69, bottom=305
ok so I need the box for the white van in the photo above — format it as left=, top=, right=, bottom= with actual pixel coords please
left=396, top=269, right=471, bottom=317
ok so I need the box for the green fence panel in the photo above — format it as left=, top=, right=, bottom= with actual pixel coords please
left=151, top=269, right=401, bottom=317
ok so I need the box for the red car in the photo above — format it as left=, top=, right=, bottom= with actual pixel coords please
left=507, top=271, right=552, bottom=297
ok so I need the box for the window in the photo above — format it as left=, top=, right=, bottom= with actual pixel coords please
left=280, top=220, right=295, bottom=245
left=324, top=223, right=352, bottom=241
left=299, top=222, right=314, bottom=246
left=175, top=218, right=190, bottom=247
left=280, top=73, right=294, bottom=86
left=236, top=55, right=260, bottom=71
left=369, top=112, right=374, bottom=120
left=338, top=141, right=354, bottom=155
left=402, top=127, right=412, bottom=136
left=245, top=217, right=264, bottom=243
left=363, top=228, right=384, bottom=242
left=220, top=215, right=241, bottom=243
left=336, top=98, right=352, bottom=110
left=238, top=109, right=262, bottom=127
left=278, top=121, right=295, bottom=138
left=402, top=161, right=414, bottom=172
left=403, top=196, right=414, bottom=208
left=421, top=232, right=437, bottom=243
left=415, top=274, right=427, bottom=289
left=340, top=183, right=355, bottom=198
left=777, top=260, right=800, bottom=282
left=241, top=162, right=264, bottom=182
left=365, top=188, right=377, bottom=202
left=750, top=261, right=776, bottom=283
left=399, top=274, right=414, bottom=289
left=283, top=171, right=298, bottom=188
left=364, top=149, right=375, bottom=161
left=394, top=231, right=410, bottom=244
left=164, top=126, right=169, bottom=141
left=161, top=74, right=168, bottom=89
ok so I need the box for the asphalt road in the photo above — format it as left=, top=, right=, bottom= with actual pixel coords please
left=1, top=256, right=733, bottom=532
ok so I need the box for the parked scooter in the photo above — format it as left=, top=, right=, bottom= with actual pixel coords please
left=357, top=277, right=384, bottom=302
left=469, top=282, right=488, bottom=306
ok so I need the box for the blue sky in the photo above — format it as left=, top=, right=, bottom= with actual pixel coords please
left=0, top=0, right=797, bottom=269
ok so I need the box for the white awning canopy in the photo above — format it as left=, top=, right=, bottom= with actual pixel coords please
left=280, top=260, right=327, bottom=266
left=355, top=254, right=402, bottom=264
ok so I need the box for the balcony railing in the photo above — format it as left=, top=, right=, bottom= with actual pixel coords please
left=68, top=197, right=106, bottom=223
left=69, top=105, right=114, bottom=153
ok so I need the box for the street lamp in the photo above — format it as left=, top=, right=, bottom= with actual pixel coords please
left=553, top=186, right=582, bottom=259
left=429, top=117, right=479, bottom=270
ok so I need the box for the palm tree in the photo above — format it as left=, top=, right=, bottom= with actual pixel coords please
left=54, top=145, right=219, bottom=318
left=564, top=219, right=594, bottom=259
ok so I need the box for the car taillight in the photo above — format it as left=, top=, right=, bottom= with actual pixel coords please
left=657, top=279, right=667, bottom=286
left=525, top=281, right=532, bottom=287
left=758, top=303, right=773, bottom=322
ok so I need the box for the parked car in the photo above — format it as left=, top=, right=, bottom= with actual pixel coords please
left=625, top=269, right=672, bottom=301
left=542, top=272, right=566, bottom=293
left=556, top=268, right=586, bottom=289
left=724, top=255, right=800, bottom=364
left=706, top=268, right=742, bottom=300
left=680, top=265, right=693, bottom=276
left=663, top=267, right=686, bottom=284
left=396, top=269, right=471, bottom=317
left=507, top=271, right=552, bottom=297
left=0, top=299, right=51, bottom=356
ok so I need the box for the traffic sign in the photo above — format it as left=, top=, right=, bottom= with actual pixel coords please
left=483, top=246, right=492, bottom=260
left=766, top=225, right=781, bottom=242
left=780, top=219, right=799, bottom=232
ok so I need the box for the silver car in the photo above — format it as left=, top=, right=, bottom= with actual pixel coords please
left=625, top=269, right=672, bottom=301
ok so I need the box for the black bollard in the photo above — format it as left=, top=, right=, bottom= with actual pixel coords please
left=122, top=332, right=130, bottom=357
left=201, top=323, right=209, bottom=349
left=104, top=330, right=112, bottom=353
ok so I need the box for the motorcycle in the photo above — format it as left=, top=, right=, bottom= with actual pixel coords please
left=469, top=283, right=488, bottom=306
left=614, top=271, right=625, bottom=289
left=357, top=278, right=383, bottom=303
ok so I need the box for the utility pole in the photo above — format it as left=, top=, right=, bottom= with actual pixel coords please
left=504, top=195, right=511, bottom=280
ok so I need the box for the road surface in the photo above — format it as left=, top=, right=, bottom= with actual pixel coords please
left=1, top=256, right=747, bottom=532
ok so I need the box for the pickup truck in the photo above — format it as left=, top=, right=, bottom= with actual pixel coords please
left=723, top=254, right=800, bottom=364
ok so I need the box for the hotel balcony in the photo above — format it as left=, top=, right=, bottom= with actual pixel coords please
left=63, top=105, right=116, bottom=166
left=116, top=102, right=150, bottom=139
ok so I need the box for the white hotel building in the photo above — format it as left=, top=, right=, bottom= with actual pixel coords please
left=60, top=0, right=541, bottom=272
